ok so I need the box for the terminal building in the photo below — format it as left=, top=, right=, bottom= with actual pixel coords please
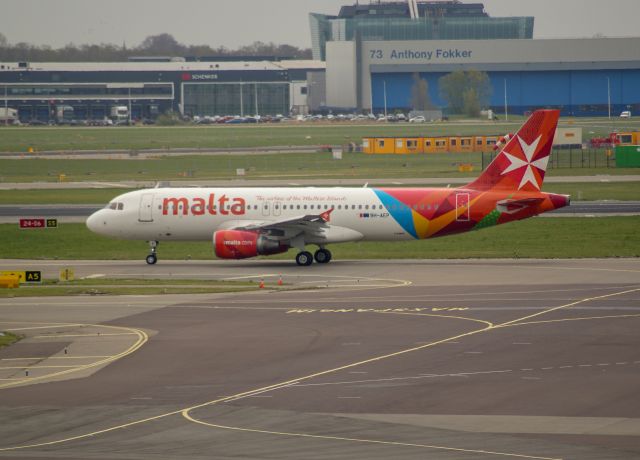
left=320, top=0, right=640, bottom=116
left=0, top=59, right=325, bottom=122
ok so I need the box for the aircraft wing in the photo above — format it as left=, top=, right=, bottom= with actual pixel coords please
left=236, top=208, right=334, bottom=233
left=221, top=208, right=363, bottom=245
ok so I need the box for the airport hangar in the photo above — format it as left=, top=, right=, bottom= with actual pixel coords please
left=0, top=59, right=326, bottom=122
left=313, top=1, right=640, bottom=116
left=325, top=36, right=640, bottom=117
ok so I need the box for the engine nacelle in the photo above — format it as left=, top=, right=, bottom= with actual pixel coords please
left=213, top=230, right=288, bottom=260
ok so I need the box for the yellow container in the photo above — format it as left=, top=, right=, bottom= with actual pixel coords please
left=394, top=137, right=424, bottom=154
left=459, top=137, right=474, bottom=152
left=362, top=138, right=375, bottom=154
left=372, top=138, right=396, bottom=154
left=58, top=174, right=66, bottom=182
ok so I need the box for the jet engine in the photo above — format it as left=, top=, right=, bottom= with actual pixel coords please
left=213, top=230, right=288, bottom=259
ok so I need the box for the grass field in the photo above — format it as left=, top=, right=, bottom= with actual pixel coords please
left=1, top=117, right=639, bottom=153
left=1, top=217, right=638, bottom=261
left=1, top=181, right=639, bottom=204
left=0, top=151, right=634, bottom=183
left=0, top=332, right=21, bottom=348
left=0, top=278, right=259, bottom=298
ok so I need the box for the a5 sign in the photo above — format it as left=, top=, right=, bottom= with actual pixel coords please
left=19, top=218, right=58, bottom=229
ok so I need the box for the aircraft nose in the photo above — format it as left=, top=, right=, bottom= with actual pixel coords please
left=86, top=209, right=106, bottom=234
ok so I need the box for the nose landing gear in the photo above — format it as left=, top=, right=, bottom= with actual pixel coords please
left=146, top=241, right=159, bottom=265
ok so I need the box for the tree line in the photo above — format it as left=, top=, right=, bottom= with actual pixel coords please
left=411, top=70, right=492, bottom=117
left=0, top=32, right=312, bottom=62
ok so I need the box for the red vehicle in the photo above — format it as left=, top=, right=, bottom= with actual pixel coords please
left=590, top=132, right=639, bottom=148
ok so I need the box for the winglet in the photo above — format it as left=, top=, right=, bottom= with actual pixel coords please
left=319, top=208, right=334, bottom=223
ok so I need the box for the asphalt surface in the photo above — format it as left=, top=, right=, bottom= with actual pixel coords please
left=0, top=258, right=639, bottom=459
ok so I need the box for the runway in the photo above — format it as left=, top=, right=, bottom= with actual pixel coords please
left=0, top=258, right=639, bottom=459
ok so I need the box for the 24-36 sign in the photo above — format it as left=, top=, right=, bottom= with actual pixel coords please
left=19, top=218, right=57, bottom=229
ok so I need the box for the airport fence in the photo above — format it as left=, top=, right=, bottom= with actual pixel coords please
left=481, top=147, right=616, bottom=170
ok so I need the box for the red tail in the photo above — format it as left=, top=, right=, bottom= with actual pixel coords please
left=467, top=110, right=560, bottom=191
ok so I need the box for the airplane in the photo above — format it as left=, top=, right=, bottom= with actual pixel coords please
left=86, top=110, right=570, bottom=266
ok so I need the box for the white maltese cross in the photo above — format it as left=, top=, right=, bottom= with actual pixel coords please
left=501, top=135, right=548, bottom=190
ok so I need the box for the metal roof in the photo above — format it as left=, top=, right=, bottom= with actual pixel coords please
left=0, top=61, right=290, bottom=73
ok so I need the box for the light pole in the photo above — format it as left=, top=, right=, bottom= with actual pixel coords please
left=128, top=87, right=132, bottom=124
left=607, top=77, right=611, bottom=120
left=383, top=80, right=388, bottom=119
left=254, top=83, right=259, bottom=117
left=4, top=85, right=8, bottom=127
left=504, top=78, right=508, bottom=122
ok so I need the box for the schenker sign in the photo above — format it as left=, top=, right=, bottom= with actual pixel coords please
left=181, top=73, right=219, bottom=81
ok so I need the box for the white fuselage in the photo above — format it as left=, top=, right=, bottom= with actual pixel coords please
left=86, top=187, right=415, bottom=243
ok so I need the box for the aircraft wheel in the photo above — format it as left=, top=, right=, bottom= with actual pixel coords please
left=296, top=251, right=313, bottom=266
left=314, top=248, right=332, bottom=264
left=146, top=254, right=158, bottom=265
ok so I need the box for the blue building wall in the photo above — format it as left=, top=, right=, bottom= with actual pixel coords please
left=371, top=69, right=640, bottom=116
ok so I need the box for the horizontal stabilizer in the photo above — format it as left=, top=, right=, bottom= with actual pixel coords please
left=496, top=197, right=544, bottom=214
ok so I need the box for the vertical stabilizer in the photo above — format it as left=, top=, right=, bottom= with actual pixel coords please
left=466, top=110, right=560, bottom=191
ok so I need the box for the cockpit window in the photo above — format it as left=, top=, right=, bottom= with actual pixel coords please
left=106, top=202, right=124, bottom=210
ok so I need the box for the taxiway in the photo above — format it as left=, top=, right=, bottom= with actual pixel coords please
left=0, top=258, right=639, bottom=459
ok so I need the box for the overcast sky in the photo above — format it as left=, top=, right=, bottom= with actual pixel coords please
left=2, top=0, right=639, bottom=49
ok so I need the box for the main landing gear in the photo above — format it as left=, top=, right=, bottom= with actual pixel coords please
left=295, top=248, right=332, bottom=266
left=146, top=240, right=158, bottom=265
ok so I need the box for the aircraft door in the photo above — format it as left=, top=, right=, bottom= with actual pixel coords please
left=456, top=193, right=470, bottom=222
left=138, top=193, right=154, bottom=222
